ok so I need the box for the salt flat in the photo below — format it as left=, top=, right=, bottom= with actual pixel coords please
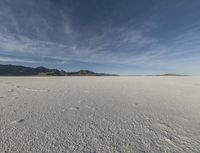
left=0, top=76, right=200, bottom=153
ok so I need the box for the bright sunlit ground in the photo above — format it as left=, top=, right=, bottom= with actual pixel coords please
left=0, top=76, right=200, bottom=152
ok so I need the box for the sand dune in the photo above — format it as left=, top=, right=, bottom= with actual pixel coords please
left=0, top=76, right=200, bottom=152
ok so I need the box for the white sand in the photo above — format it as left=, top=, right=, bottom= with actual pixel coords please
left=0, top=76, right=200, bottom=152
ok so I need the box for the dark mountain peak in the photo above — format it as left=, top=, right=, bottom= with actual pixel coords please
left=78, top=70, right=95, bottom=74
left=36, top=66, right=48, bottom=70
left=78, top=70, right=93, bottom=73
left=35, top=66, right=49, bottom=72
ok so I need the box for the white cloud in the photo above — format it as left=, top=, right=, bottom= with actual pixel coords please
left=0, top=57, right=36, bottom=63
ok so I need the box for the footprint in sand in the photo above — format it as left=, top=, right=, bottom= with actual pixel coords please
left=86, top=105, right=97, bottom=111
left=16, top=85, right=21, bottom=88
left=69, top=106, right=80, bottom=111
left=63, top=106, right=80, bottom=112
left=132, top=102, right=138, bottom=107
left=165, top=136, right=175, bottom=146
left=10, top=119, right=25, bottom=124
left=156, top=122, right=170, bottom=129
left=8, top=89, right=14, bottom=92
left=89, top=123, right=97, bottom=130
left=0, top=96, right=4, bottom=99
left=78, top=99, right=86, bottom=104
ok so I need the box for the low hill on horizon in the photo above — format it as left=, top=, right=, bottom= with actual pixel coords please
left=158, top=73, right=188, bottom=76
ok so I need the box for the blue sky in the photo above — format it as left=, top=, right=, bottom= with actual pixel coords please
left=0, top=0, right=200, bottom=75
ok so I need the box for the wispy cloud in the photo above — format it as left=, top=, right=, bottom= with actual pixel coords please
left=0, top=0, right=200, bottom=74
left=0, top=57, right=36, bottom=63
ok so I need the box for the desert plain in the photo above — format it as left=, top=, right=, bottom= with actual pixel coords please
left=0, top=76, right=200, bottom=152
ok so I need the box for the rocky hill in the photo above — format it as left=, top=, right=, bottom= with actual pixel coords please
left=0, top=64, right=117, bottom=76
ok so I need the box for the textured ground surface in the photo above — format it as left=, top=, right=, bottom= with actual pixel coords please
left=0, top=76, right=200, bottom=153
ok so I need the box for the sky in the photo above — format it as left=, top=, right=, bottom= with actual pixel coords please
left=0, top=0, right=200, bottom=75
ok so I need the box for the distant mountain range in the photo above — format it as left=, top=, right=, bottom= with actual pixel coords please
left=0, top=64, right=118, bottom=76
left=0, top=64, right=187, bottom=76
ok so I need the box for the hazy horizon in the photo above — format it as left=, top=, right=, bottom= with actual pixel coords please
left=0, top=0, right=200, bottom=75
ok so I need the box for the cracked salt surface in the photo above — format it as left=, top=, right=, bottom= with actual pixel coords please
left=0, top=76, right=200, bottom=152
